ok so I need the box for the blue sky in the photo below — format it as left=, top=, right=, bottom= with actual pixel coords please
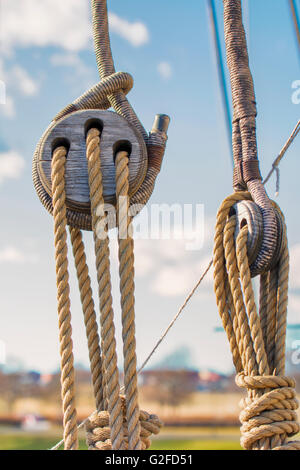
left=0, top=0, right=299, bottom=374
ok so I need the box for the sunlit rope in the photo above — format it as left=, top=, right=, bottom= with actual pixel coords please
left=49, top=119, right=297, bottom=451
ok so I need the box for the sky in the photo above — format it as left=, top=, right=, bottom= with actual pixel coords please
left=0, top=0, right=299, bottom=374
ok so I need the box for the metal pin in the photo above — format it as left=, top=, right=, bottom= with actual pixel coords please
left=151, top=114, right=170, bottom=136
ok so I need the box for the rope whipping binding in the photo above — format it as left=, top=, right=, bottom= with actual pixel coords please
left=212, top=0, right=300, bottom=450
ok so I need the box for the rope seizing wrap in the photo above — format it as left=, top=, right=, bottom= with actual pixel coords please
left=223, top=0, right=278, bottom=276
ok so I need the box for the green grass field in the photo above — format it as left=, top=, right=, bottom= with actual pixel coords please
left=0, top=427, right=242, bottom=450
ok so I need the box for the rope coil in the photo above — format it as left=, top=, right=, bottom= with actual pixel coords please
left=85, top=396, right=162, bottom=450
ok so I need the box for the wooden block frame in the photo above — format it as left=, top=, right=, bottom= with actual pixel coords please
left=36, top=109, right=148, bottom=213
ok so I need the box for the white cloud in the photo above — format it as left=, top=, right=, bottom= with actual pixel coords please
left=289, top=244, right=300, bottom=289
left=102, top=214, right=213, bottom=298
left=1, top=0, right=91, bottom=54
left=0, top=79, right=5, bottom=105
left=0, top=59, right=39, bottom=118
left=108, top=13, right=149, bottom=47
left=157, top=62, right=172, bottom=80
left=51, top=52, right=85, bottom=68
left=151, top=254, right=212, bottom=297
left=0, top=150, right=25, bottom=184
left=0, top=2, right=149, bottom=53
left=152, top=265, right=198, bottom=297
left=50, top=52, right=95, bottom=90
left=0, top=96, right=15, bottom=118
left=10, top=65, right=39, bottom=96
left=132, top=234, right=213, bottom=298
left=289, top=294, right=300, bottom=313
left=0, top=246, right=38, bottom=264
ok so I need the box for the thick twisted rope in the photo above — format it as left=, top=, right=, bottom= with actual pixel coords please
left=115, top=151, right=142, bottom=450
left=213, top=193, right=300, bottom=450
left=91, top=0, right=147, bottom=140
left=51, top=147, right=78, bottom=450
left=69, top=227, right=104, bottom=411
left=86, top=128, right=125, bottom=450
left=85, top=396, right=162, bottom=450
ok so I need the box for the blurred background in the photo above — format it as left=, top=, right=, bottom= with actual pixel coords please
left=0, top=0, right=299, bottom=450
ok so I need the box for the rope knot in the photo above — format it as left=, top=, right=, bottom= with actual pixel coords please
left=55, top=72, right=134, bottom=121
left=85, top=396, right=162, bottom=450
left=236, top=373, right=300, bottom=450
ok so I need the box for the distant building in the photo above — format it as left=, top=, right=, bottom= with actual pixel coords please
left=140, top=369, right=199, bottom=388
left=198, top=370, right=229, bottom=391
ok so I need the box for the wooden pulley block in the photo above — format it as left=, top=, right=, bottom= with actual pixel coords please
left=36, top=109, right=148, bottom=214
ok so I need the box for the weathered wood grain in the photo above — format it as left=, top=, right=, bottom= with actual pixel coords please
left=37, top=109, right=147, bottom=211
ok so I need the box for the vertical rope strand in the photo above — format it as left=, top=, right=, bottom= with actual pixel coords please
left=224, top=216, right=258, bottom=376
left=86, top=128, right=125, bottom=450
left=265, top=269, right=278, bottom=374
left=51, top=147, right=78, bottom=450
left=69, top=226, right=104, bottom=411
left=274, top=236, right=289, bottom=376
left=115, top=151, right=142, bottom=450
left=259, top=272, right=269, bottom=350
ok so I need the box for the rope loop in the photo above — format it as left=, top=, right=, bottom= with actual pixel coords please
left=218, top=192, right=284, bottom=277
left=55, top=72, right=134, bottom=121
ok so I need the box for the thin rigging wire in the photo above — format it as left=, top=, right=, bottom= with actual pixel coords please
left=263, top=119, right=300, bottom=192
left=207, top=0, right=233, bottom=166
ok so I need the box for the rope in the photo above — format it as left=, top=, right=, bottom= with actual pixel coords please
left=86, top=127, right=125, bottom=450
left=69, top=227, right=104, bottom=411
left=51, top=147, right=78, bottom=450
left=115, top=151, right=142, bottom=450
left=85, top=396, right=162, bottom=450
left=213, top=192, right=300, bottom=450
left=49, top=258, right=213, bottom=450
left=49, top=126, right=294, bottom=450
left=224, top=0, right=278, bottom=276
left=91, top=0, right=147, bottom=141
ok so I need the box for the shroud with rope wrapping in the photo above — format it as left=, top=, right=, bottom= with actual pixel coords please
left=212, top=0, right=300, bottom=450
